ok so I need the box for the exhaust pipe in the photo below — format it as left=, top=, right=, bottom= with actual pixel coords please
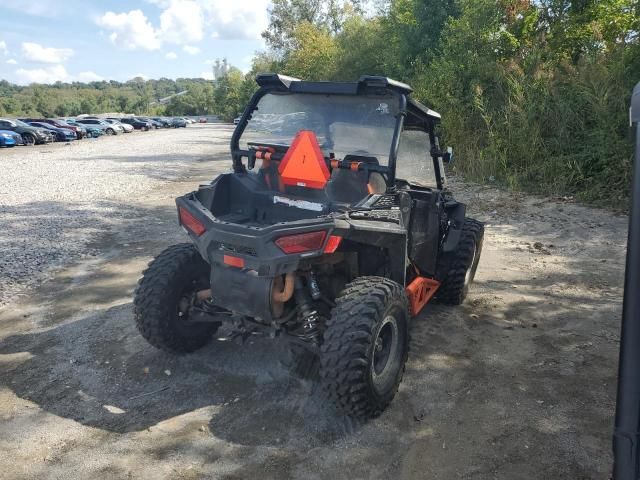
left=271, top=272, right=295, bottom=318
left=196, top=289, right=212, bottom=301
left=272, top=272, right=295, bottom=303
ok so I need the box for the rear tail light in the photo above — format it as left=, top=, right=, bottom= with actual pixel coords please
left=178, top=207, right=206, bottom=236
left=275, top=231, right=327, bottom=254
left=324, top=235, right=342, bottom=253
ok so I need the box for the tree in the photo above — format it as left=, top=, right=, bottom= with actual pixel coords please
left=283, top=22, right=339, bottom=80
left=212, top=68, right=247, bottom=121
left=262, top=0, right=363, bottom=52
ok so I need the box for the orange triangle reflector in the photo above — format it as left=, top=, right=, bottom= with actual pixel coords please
left=278, top=130, right=330, bottom=189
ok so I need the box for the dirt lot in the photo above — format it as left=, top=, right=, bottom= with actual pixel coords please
left=0, top=124, right=627, bottom=479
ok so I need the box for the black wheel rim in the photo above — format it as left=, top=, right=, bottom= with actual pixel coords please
left=24, top=135, right=34, bottom=145
left=371, top=313, right=401, bottom=394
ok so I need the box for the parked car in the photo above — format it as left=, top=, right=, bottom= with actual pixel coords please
left=27, top=122, right=75, bottom=142
left=104, top=119, right=133, bottom=133
left=198, top=117, right=207, bottom=123
left=118, top=117, right=152, bottom=131
left=0, top=130, right=21, bottom=147
left=0, top=118, right=54, bottom=145
left=169, top=117, right=187, bottom=128
left=74, top=118, right=122, bottom=135
left=83, top=117, right=130, bottom=133
left=182, top=117, right=195, bottom=124
left=21, top=118, right=86, bottom=139
left=63, top=119, right=102, bottom=138
left=136, top=116, right=163, bottom=129
left=151, top=117, right=172, bottom=128
left=233, top=116, right=241, bottom=125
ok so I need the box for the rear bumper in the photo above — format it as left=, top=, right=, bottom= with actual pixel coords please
left=176, top=192, right=337, bottom=277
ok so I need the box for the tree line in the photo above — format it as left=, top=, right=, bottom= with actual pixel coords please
left=1, top=0, right=638, bottom=205
left=259, top=0, right=639, bottom=206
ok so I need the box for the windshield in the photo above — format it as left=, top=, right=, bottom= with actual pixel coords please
left=14, top=119, right=31, bottom=127
left=240, top=92, right=400, bottom=165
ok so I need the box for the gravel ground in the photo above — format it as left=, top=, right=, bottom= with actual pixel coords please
left=0, top=125, right=628, bottom=479
left=0, top=125, right=232, bottom=306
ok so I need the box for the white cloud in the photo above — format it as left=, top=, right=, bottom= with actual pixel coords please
left=97, top=10, right=161, bottom=51
left=159, top=0, right=204, bottom=44
left=0, top=41, right=7, bottom=55
left=199, top=0, right=270, bottom=40
left=199, top=70, right=214, bottom=80
left=165, top=51, right=178, bottom=60
left=15, top=64, right=69, bottom=84
left=77, top=71, right=104, bottom=82
left=131, top=73, right=149, bottom=80
left=183, top=45, right=200, bottom=55
left=21, top=42, right=74, bottom=64
left=97, top=1, right=269, bottom=55
left=6, top=59, right=18, bottom=65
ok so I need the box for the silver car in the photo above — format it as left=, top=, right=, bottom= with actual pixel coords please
left=75, top=118, right=124, bottom=135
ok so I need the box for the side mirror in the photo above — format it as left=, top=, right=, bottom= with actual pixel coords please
left=443, top=146, right=454, bottom=164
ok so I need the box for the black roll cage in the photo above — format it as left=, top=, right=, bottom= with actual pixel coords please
left=230, top=74, right=446, bottom=191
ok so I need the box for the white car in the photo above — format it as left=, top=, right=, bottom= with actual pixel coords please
left=104, top=119, right=133, bottom=133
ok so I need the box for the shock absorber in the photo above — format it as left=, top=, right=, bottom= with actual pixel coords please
left=293, top=276, right=321, bottom=344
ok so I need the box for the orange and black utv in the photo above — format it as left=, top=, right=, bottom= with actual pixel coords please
left=134, top=74, right=484, bottom=420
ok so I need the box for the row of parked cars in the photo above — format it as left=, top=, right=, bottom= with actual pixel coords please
left=0, top=116, right=197, bottom=147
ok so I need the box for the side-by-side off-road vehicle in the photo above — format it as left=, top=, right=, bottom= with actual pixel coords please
left=134, top=74, right=485, bottom=420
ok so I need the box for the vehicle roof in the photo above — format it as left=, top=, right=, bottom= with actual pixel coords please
left=255, top=73, right=441, bottom=123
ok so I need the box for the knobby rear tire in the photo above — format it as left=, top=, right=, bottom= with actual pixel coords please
left=134, top=243, right=218, bottom=353
left=320, top=276, right=410, bottom=420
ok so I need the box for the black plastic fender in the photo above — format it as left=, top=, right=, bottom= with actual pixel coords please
left=442, top=201, right=466, bottom=253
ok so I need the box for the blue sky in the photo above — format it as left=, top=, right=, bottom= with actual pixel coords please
left=0, top=0, right=270, bottom=85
